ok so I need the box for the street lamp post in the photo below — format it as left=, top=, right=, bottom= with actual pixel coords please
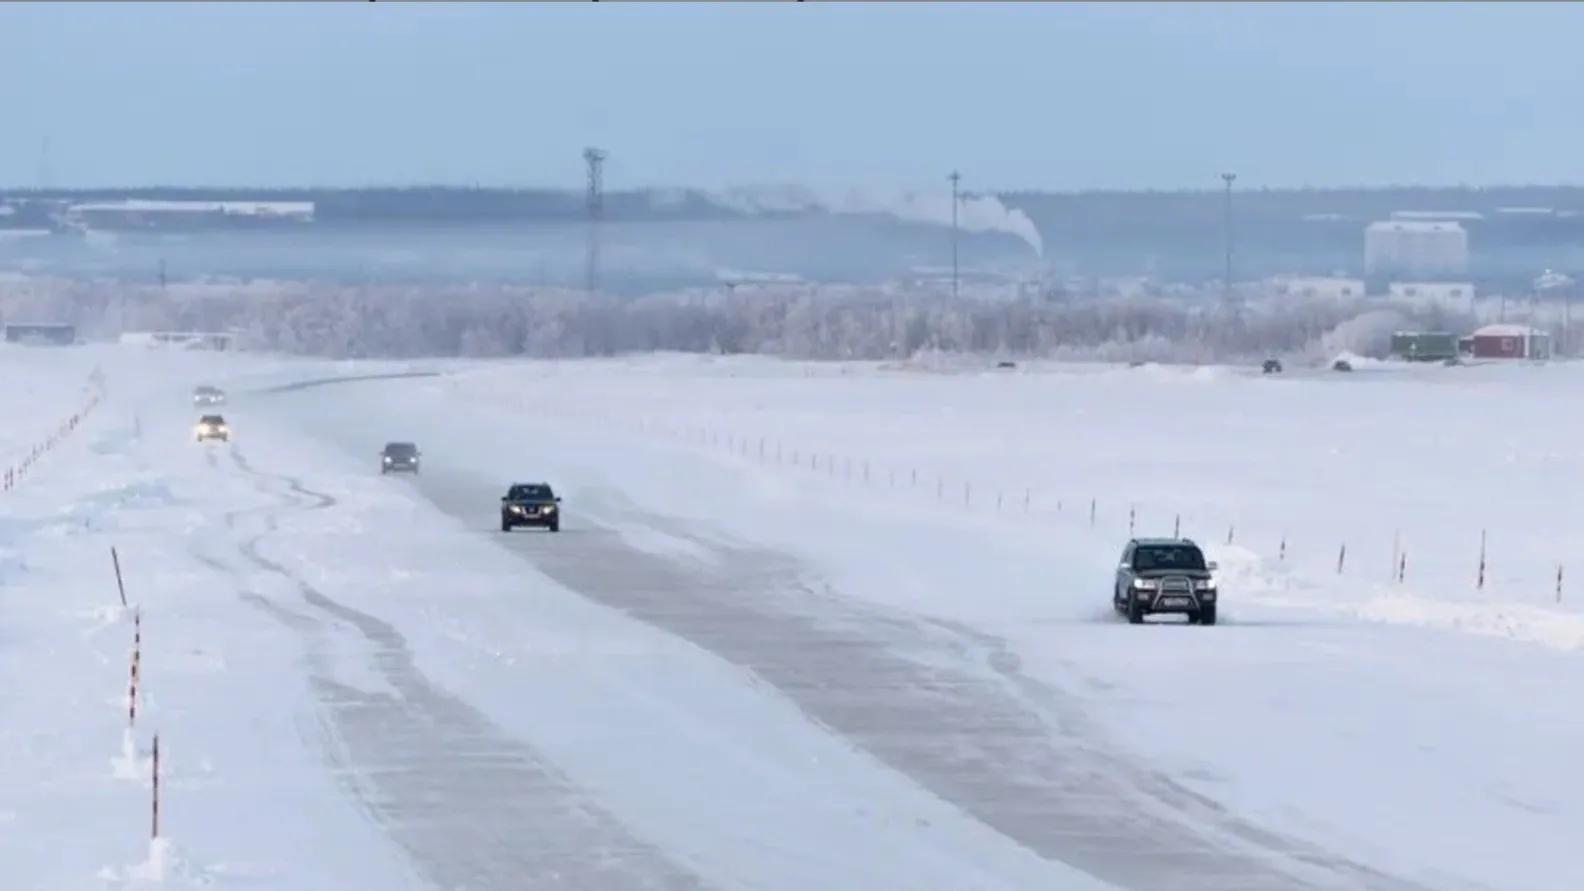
left=949, top=171, right=962, bottom=300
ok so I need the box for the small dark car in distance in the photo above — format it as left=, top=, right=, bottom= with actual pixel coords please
left=380, top=441, right=421, bottom=474
left=1113, top=537, right=1219, bottom=625
left=500, top=482, right=561, bottom=532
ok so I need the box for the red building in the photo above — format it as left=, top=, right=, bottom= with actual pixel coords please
left=1467, top=324, right=1550, bottom=360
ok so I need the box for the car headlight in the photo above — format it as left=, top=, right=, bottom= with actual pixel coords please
left=1194, top=579, right=1215, bottom=590
left=1132, top=579, right=1158, bottom=590
left=543, top=505, right=557, bottom=512
left=384, top=456, right=392, bottom=463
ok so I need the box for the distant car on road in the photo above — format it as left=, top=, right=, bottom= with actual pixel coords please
left=1112, top=537, right=1219, bottom=625
left=194, top=414, right=229, bottom=443
left=500, top=482, right=561, bottom=533
left=379, top=441, right=421, bottom=474
left=1262, top=358, right=1282, bottom=374
left=193, top=385, right=226, bottom=407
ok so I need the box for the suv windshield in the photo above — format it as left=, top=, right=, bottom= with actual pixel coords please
left=1133, top=545, right=1206, bottom=572
left=383, top=443, right=417, bottom=456
left=200, top=415, right=225, bottom=425
left=509, top=484, right=552, bottom=500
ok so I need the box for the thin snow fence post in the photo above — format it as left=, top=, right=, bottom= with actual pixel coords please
left=128, top=645, right=138, bottom=727
left=1477, top=530, right=1488, bottom=591
left=1089, top=498, right=1096, bottom=527
left=911, top=468, right=918, bottom=487
left=1337, top=543, right=1347, bottom=574
left=151, top=734, right=161, bottom=840
left=1279, top=535, right=1287, bottom=562
left=1128, top=505, right=1136, bottom=536
left=758, top=438, right=765, bottom=458
left=888, top=468, right=895, bottom=488
left=112, top=546, right=128, bottom=609
left=1022, top=489, right=1030, bottom=512
left=1226, top=524, right=1235, bottom=545
left=1557, top=564, right=1565, bottom=603
left=996, top=489, right=1003, bottom=511
left=1172, top=514, right=1180, bottom=538
left=1397, top=551, right=1407, bottom=583
left=937, top=478, right=944, bottom=499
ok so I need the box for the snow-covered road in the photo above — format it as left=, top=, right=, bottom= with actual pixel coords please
left=6, top=347, right=1581, bottom=890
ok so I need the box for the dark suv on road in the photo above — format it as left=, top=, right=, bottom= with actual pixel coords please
left=500, top=482, right=561, bottom=533
left=380, top=441, right=420, bottom=474
left=1113, top=537, right=1219, bottom=625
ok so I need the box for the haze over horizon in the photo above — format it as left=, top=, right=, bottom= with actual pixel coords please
left=2, top=2, right=1578, bottom=193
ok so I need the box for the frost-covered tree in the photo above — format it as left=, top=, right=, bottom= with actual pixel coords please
left=0, top=277, right=1489, bottom=366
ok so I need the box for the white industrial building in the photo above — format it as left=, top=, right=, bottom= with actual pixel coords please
left=1364, top=220, right=1469, bottom=279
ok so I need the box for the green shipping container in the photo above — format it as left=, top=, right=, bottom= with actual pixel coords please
left=1390, top=331, right=1459, bottom=362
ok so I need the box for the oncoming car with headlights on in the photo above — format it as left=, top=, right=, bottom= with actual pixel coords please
left=500, top=482, right=561, bottom=532
left=1112, top=537, right=1219, bottom=625
left=194, top=414, right=229, bottom=442
left=379, top=441, right=420, bottom=474
left=192, top=385, right=226, bottom=407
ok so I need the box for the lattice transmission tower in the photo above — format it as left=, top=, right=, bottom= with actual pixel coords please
left=584, top=147, right=607, bottom=296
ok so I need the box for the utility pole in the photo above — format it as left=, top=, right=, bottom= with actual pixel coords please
left=1220, top=172, right=1237, bottom=302
left=949, top=170, right=961, bottom=299
left=583, top=147, right=606, bottom=296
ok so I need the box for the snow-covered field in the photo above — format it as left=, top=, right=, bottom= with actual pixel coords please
left=4, top=345, right=1583, bottom=890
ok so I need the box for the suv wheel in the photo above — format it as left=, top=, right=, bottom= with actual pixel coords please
left=1198, top=605, right=1218, bottom=626
left=500, top=518, right=512, bottom=532
left=1126, top=599, right=1146, bottom=625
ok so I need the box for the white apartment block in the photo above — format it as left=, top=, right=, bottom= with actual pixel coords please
left=1364, top=220, right=1469, bottom=278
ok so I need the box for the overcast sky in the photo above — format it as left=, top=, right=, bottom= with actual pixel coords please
left=0, top=2, right=1576, bottom=192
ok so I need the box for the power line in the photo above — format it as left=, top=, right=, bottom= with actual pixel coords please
left=584, top=147, right=606, bottom=296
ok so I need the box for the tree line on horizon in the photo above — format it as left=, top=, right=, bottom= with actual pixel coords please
left=0, top=278, right=1484, bottom=366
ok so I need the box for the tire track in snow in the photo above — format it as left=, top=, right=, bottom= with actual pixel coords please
left=199, top=445, right=708, bottom=891
left=419, top=476, right=1453, bottom=891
